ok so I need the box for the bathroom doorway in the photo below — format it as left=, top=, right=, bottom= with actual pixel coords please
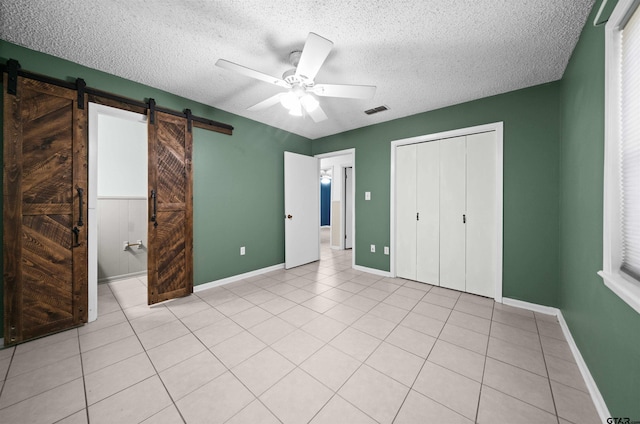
left=88, top=103, right=148, bottom=321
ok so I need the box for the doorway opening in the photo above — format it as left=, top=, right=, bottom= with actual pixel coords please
left=88, top=103, right=148, bottom=321
left=316, top=149, right=356, bottom=268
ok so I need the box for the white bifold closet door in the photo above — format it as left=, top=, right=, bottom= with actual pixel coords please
left=395, top=131, right=497, bottom=298
left=416, top=141, right=440, bottom=284
left=396, top=144, right=418, bottom=280
left=396, top=141, right=440, bottom=284
left=439, top=136, right=466, bottom=292
left=465, top=132, right=497, bottom=297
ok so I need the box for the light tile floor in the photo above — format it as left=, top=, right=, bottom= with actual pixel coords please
left=0, top=236, right=601, bottom=423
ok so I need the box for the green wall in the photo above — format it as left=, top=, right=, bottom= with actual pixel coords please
left=312, top=83, right=562, bottom=306
left=559, top=2, right=640, bottom=418
left=0, top=40, right=311, bottom=337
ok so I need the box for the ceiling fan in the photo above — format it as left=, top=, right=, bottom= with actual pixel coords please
left=216, top=33, right=376, bottom=122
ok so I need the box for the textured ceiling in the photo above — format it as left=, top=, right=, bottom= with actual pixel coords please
left=0, top=0, right=594, bottom=140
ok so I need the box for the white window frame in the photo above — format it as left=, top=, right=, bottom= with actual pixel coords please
left=600, top=0, right=640, bottom=314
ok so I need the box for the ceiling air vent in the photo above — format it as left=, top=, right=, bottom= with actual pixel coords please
left=364, top=105, right=389, bottom=115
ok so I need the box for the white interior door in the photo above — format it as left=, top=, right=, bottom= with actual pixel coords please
left=466, top=132, right=497, bottom=297
left=439, top=136, right=466, bottom=291
left=416, top=141, right=440, bottom=285
left=396, top=144, right=417, bottom=280
left=284, top=151, right=320, bottom=269
left=344, top=167, right=353, bottom=249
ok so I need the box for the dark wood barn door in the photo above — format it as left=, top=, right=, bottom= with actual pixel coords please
left=3, top=76, right=88, bottom=345
left=147, top=110, right=193, bottom=304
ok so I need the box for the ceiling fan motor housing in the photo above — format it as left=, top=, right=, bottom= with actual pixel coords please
left=282, top=68, right=314, bottom=89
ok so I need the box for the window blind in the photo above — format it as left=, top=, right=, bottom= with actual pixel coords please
left=620, top=6, right=640, bottom=280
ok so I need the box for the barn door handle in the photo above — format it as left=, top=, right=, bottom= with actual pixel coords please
left=72, top=226, right=80, bottom=247
left=76, top=187, right=84, bottom=227
left=150, top=189, right=158, bottom=227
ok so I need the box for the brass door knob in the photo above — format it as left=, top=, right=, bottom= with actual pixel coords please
left=286, top=214, right=293, bottom=219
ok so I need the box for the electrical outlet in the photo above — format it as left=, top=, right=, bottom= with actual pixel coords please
left=370, top=244, right=376, bottom=253
left=384, top=246, right=389, bottom=255
left=365, top=191, right=371, bottom=200
left=240, top=246, right=245, bottom=256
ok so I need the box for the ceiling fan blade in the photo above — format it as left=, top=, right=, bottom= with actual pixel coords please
left=216, top=59, right=290, bottom=89
left=247, top=93, right=283, bottom=111
left=295, top=33, right=333, bottom=81
left=302, top=101, right=328, bottom=123
left=312, top=83, right=376, bottom=99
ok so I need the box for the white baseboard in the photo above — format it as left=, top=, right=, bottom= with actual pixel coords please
left=194, top=263, right=285, bottom=293
left=502, top=297, right=611, bottom=423
left=98, top=270, right=146, bottom=284
left=555, top=311, right=611, bottom=422
left=502, top=297, right=559, bottom=316
left=353, top=264, right=392, bottom=278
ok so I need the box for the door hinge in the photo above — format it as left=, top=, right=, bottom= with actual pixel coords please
left=417, top=212, right=419, bottom=221
left=463, top=214, right=466, bottom=224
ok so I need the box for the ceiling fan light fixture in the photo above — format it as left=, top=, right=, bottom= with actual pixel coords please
left=288, top=102, right=303, bottom=116
left=280, top=91, right=299, bottom=110
left=300, top=94, right=319, bottom=112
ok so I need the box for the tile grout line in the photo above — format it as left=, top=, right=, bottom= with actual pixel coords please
left=389, top=285, right=440, bottom=424
left=475, top=296, right=496, bottom=424
left=301, top=272, right=394, bottom=424
left=535, top=313, right=562, bottom=424
left=77, top=331, right=92, bottom=424
left=392, top=286, right=480, bottom=423
left=220, top=259, right=377, bottom=423
left=0, top=345, right=16, bottom=403
left=33, top=243, right=591, bottom=424
left=482, top=299, right=567, bottom=421
left=104, top=280, right=189, bottom=424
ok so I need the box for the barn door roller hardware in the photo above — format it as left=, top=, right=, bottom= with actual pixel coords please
left=148, top=98, right=156, bottom=125
left=185, top=109, right=193, bottom=133
left=1, top=59, right=234, bottom=135
left=6, top=59, right=20, bottom=95
left=76, top=78, right=86, bottom=109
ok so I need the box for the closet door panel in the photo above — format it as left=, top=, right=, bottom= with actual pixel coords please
left=416, top=141, right=440, bottom=285
left=396, top=144, right=417, bottom=280
left=439, top=136, right=466, bottom=291
left=466, top=132, right=497, bottom=297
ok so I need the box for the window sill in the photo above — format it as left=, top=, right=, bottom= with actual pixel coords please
left=598, top=270, right=640, bottom=314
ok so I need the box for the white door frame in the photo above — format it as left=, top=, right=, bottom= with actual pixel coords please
left=343, top=166, right=354, bottom=250
left=315, top=148, right=356, bottom=269
left=87, top=103, right=148, bottom=322
left=390, top=122, right=504, bottom=302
